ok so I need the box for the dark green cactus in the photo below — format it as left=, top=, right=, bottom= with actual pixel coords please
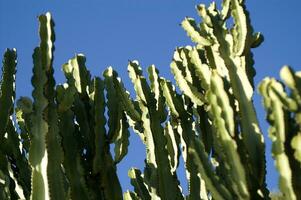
left=0, top=49, right=17, bottom=138
left=0, top=0, right=300, bottom=199
left=0, top=49, right=32, bottom=200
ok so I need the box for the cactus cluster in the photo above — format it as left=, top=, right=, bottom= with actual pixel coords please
left=0, top=0, right=300, bottom=200
left=259, top=66, right=301, bottom=200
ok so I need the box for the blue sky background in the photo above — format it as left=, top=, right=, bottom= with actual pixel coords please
left=1, top=0, right=300, bottom=194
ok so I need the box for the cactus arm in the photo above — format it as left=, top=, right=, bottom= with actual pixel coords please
left=74, top=92, right=94, bottom=159
left=16, top=97, right=33, bottom=154
left=161, top=72, right=228, bottom=200
left=270, top=86, right=298, bottom=112
left=69, top=55, right=91, bottom=95
left=127, top=61, right=156, bottom=154
left=147, top=65, right=161, bottom=109
left=170, top=61, right=204, bottom=106
left=91, top=77, right=107, bottom=175
left=113, top=111, right=130, bottom=164
left=214, top=2, right=268, bottom=194
left=29, top=12, right=67, bottom=200
left=160, top=79, right=209, bottom=200
left=181, top=18, right=213, bottom=46
left=57, top=63, right=90, bottom=200
left=0, top=48, right=20, bottom=198
left=279, top=66, right=301, bottom=196
left=208, top=72, right=234, bottom=137
left=114, top=78, right=142, bottom=123
left=0, top=153, right=14, bottom=199
left=0, top=49, right=17, bottom=138
left=207, top=71, right=249, bottom=199
left=189, top=139, right=233, bottom=200
left=106, top=67, right=144, bottom=142
left=160, top=79, right=191, bottom=126
left=38, top=13, right=66, bottom=200
left=124, top=191, right=141, bottom=200
left=134, top=91, right=156, bottom=167
left=148, top=65, right=167, bottom=122
left=161, top=76, right=244, bottom=199
left=196, top=4, right=229, bottom=78
left=189, top=47, right=211, bottom=90
left=176, top=47, right=206, bottom=93
left=58, top=84, right=90, bottom=200
left=164, top=121, right=180, bottom=172
left=29, top=46, right=49, bottom=200
left=3, top=117, right=32, bottom=199
left=128, top=61, right=183, bottom=199
left=230, top=0, right=248, bottom=56
left=103, top=67, right=122, bottom=141
left=62, top=57, right=93, bottom=154
left=47, top=65, right=67, bottom=197
left=234, top=0, right=259, bottom=89
left=160, top=80, right=181, bottom=117
left=259, top=78, right=297, bottom=200
left=221, top=0, right=231, bottom=20
left=127, top=61, right=159, bottom=164
left=128, top=168, right=151, bottom=200
left=15, top=99, right=33, bottom=198
left=178, top=125, right=208, bottom=200
left=291, top=134, right=301, bottom=163
left=91, top=77, right=123, bottom=199
left=103, top=67, right=130, bottom=163
left=280, top=66, right=301, bottom=106
left=192, top=104, right=214, bottom=154
left=57, top=90, right=90, bottom=200
left=200, top=4, right=266, bottom=186
left=106, top=67, right=143, bottom=140
left=128, top=61, right=149, bottom=104
left=63, top=56, right=100, bottom=193
left=68, top=55, right=94, bottom=151
left=1, top=132, right=28, bottom=200
left=67, top=55, right=94, bottom=150
left=140, top=97, right=182, bottom=199
left=100, top=163, right=123, bottom=200
left=0, top=114, right=29, bottom=200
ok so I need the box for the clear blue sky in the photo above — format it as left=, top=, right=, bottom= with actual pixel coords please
left=1, top=0, right=300, bottom=194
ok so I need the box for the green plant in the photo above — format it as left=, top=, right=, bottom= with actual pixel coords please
left=259, top=66, right=301, bottom=200
left=0, top=0, right=300, bottom=200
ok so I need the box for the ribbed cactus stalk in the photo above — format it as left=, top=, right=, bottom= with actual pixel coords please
left=259, top=66, right=301, bottom=200
left=168, top=1, right=268, bottom=199
left=124, top=61, right=183, bottom=199
left=27, top=13, right=65, bottom=200
left=0, top=0, right=300, bottom=199
left=0, top=12, right=129, bottom=200
left=0, top=49, right=17, bottom=140
left=0, top=49, right=32, bottom=200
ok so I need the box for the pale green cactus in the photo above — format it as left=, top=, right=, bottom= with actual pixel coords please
left=168, top=0, right=268, bottom=198
left=259, top=66, right=301, bottom=200
left=0, top=0, right=300, bottom=199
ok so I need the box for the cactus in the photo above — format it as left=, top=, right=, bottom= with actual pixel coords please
left=169, top=1, right=268, bottom=198
left=0, top=49, right=32, bottom=200
left=259, top=66, right=301, bottom=200
left=26, top=13, right=66, bottom=200
left=0, top=0, right=300, bottom=199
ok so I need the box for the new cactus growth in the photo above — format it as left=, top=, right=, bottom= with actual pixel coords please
left=0, top=0, right=300, bottom=199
